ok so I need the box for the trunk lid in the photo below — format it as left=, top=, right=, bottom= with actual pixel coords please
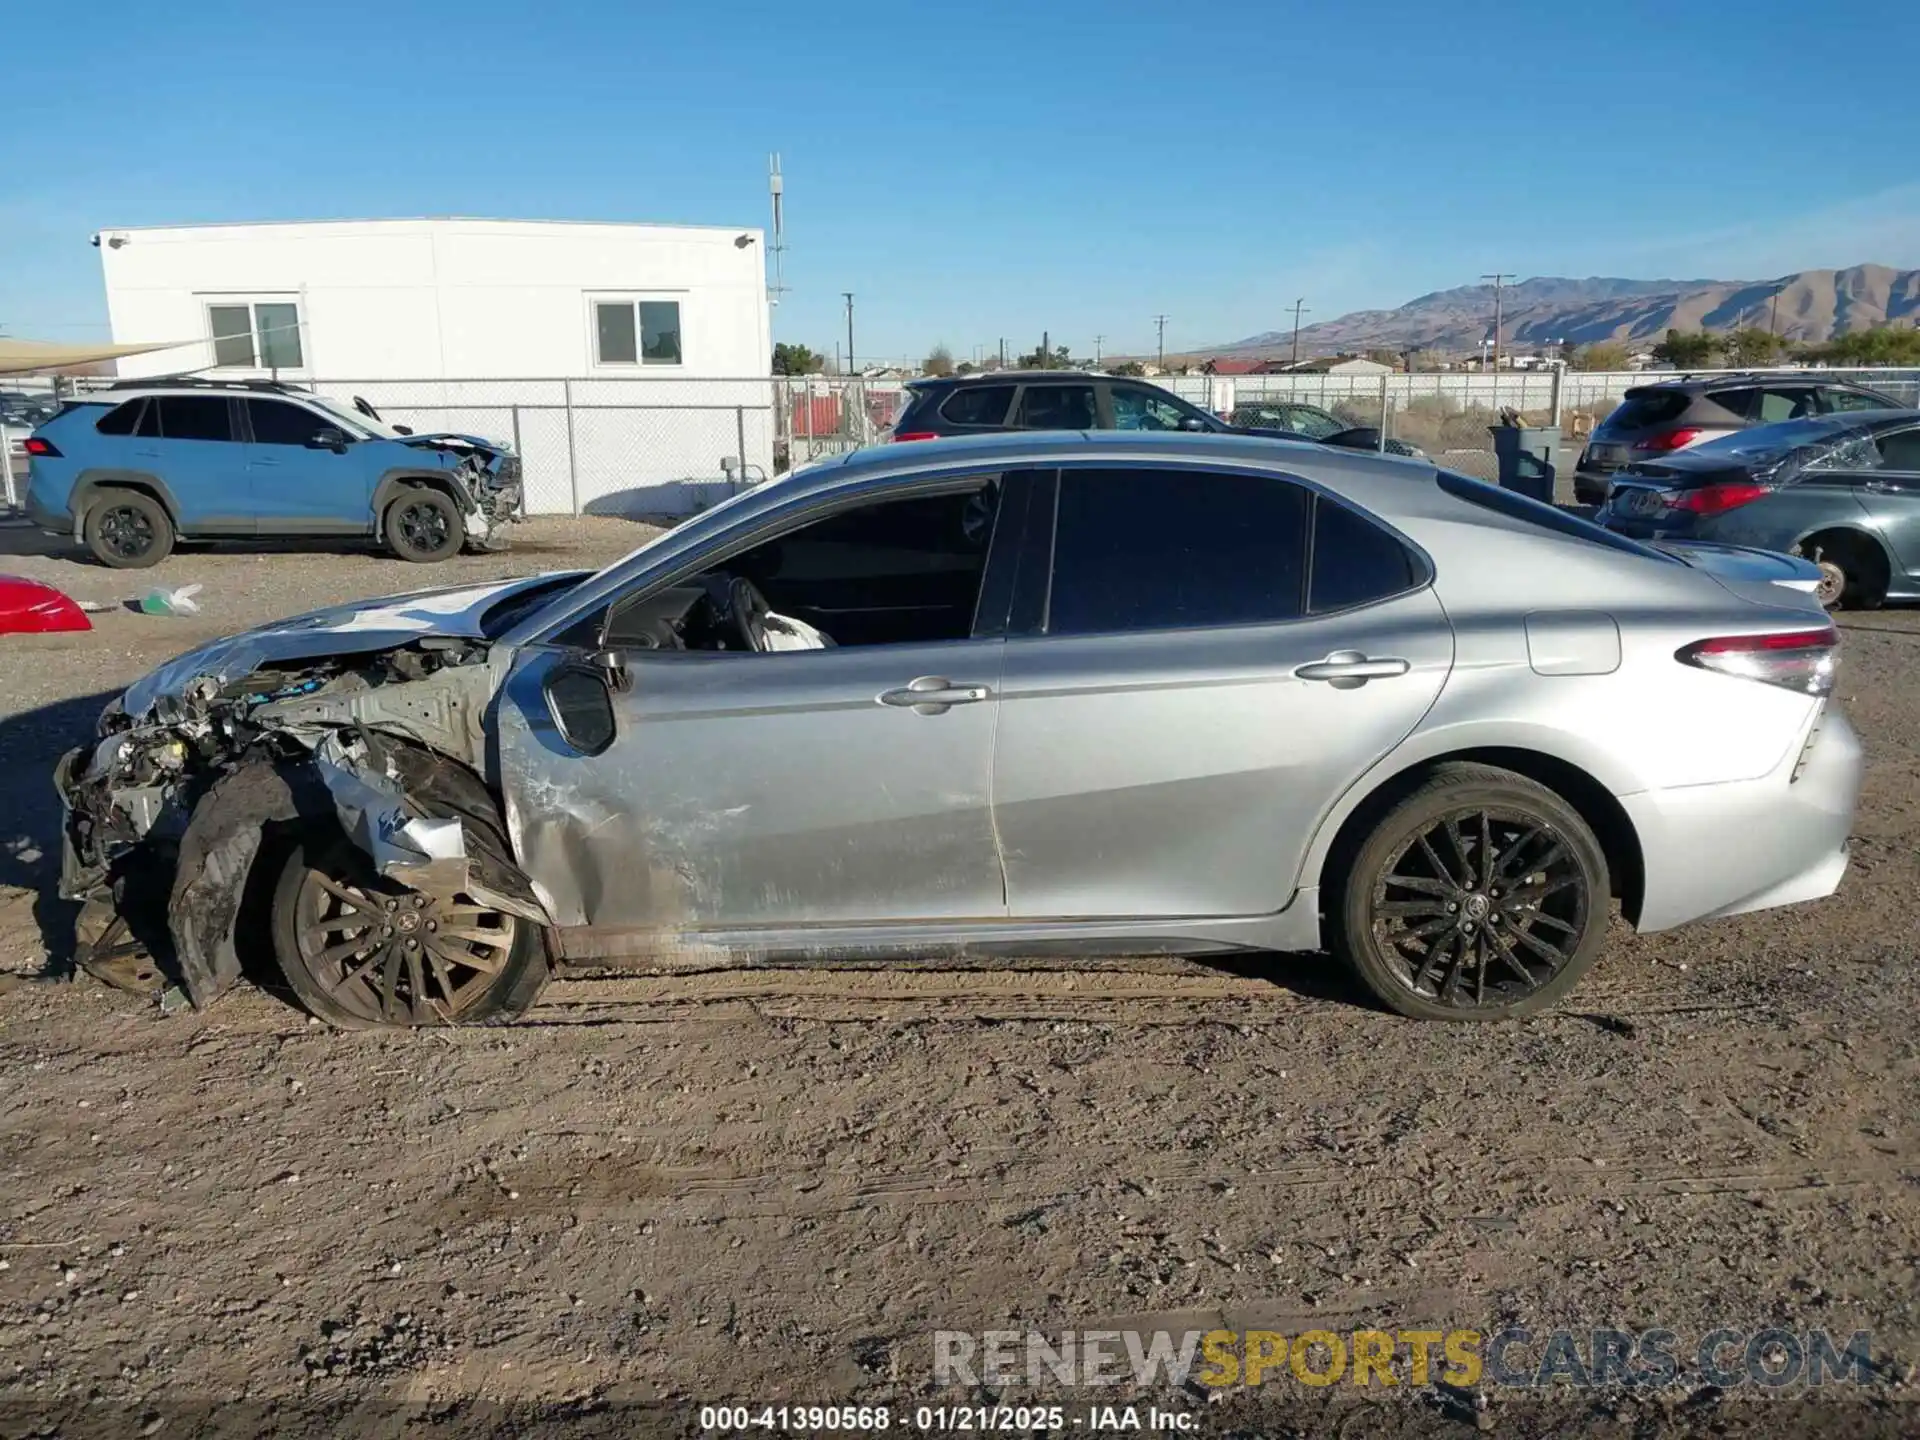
left=1653, top=538, right=1826, bottom=606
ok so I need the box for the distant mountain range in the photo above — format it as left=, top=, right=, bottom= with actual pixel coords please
left=1209, top=265, right=1920, bottom=357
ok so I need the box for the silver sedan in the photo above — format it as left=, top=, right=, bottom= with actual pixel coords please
left=57, top=431, right=1861, bottom=1026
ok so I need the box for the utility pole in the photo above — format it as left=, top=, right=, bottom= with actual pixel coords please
left=998, top=337, right=1006, bottom=369
left=1289, top=298, right=1310, bottom=365
left=1153, top=314, right=1168, bottom=369
left=1041, top=330, right=1049, bottom=369
left=1481, top=273, right=1512, bottom=373
left=1768, top=282, right=1784, bottom=337
left=1093, top=334, right=1105, bottom=367
left=842, top=293, right=855, bottom=379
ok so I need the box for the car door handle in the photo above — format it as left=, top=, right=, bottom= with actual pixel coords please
left=254, top=457, right=281, bottom=467
left=879, top=675, right=991, bottom=713
left=1294, top=651, right=1411, bottom=686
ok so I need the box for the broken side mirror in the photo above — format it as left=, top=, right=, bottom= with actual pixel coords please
left=544, top=662, right=619, bottom=756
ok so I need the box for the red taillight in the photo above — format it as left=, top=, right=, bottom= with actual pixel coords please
left=1632, top=427, right=1703, bottom=453
left=1671, top=481, right=1767, bottom=516
left=23, top=436, right=59, bottom=457
left=888, top=431, right=939, bottom=443
left=1677, top=626, right=1838, bottom=696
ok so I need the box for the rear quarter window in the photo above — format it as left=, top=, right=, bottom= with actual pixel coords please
left=93, top=400, right=144, bottom=436
left=939, top=385, right=1014, bottom=426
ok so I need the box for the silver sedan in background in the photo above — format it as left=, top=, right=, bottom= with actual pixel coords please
left=58, top=432, right=1861, bottom=1027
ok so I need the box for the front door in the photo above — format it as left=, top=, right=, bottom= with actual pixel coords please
left=244, top=397, right=370, bottom=531
left=1846, top=423, right=1920, bottom=582
left=990, top=465, right=1454, bottom=920
left=496, top=640, right=1007, bottom=935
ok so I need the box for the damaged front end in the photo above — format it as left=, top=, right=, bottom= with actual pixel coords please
left=399, top=433, right=524, bottom=551
left=57, top=638, right=550, bottom=1013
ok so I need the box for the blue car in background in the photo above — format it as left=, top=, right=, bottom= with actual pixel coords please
left=23, top=377, right=523, bottom=567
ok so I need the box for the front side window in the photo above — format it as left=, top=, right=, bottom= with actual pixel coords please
left=1111, top=385, right=1197, bottom=431
left=156, top=395, right=235, bottom=442
left=247, top=398, right=327, bottom=446
left=1046, top=468, right=1308, bottom=634
left=1821, top=388, right=1896, bottom=414
left=594, top=299, right=684, bottom=366
left=206, top=300, right=304, bottom=369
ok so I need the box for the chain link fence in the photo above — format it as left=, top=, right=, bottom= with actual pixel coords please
left=9, top=368, right=1920, bottom=516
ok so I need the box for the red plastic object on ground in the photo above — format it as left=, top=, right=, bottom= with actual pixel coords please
left=0, top=576, right=92, bottom=634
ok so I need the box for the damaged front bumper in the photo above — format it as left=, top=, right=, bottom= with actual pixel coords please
left=56, top=642, right=550, bottom=1011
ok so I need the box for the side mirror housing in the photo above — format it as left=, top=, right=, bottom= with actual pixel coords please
left=544, top=661, right=620, bottom=755
left=308, top=427, right=350, bottom=451
left=1178, top=415, right=1209, bottom=432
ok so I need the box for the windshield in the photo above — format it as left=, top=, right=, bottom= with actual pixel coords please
left=307, top=392, right=406, bottom=439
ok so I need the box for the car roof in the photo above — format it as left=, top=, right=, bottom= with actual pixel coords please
left=907, top=370, right=1105, bottom=389
left=1633, top=372, right=1889, bottom=393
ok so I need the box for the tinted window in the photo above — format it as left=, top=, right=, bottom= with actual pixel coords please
left=156, top=395, right=234, bottom=442
left=1436, top=470, right=1677, bottom=561
left=248, top=398, right=322, bottom=445
left=939, top=385, right=1014, bottom=426
left=1309, top=497, right=1419, bottom=612
left=1111, top=386, right=1197, bottom=431
left=134, top=399, right=160, bottom=438
left=1704, top=388, right=1757, bottom=421
left=1607, top=390, right=1691, bottom=428
left=1048, top=468, right=1307, bottom=634
left=94, top=400, right=145, bottom=436
left=1017, top=384, right=1096, bottom=429
left=1879, top=427, right=1920, bottom=471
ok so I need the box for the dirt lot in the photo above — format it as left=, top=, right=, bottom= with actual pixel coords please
left=0, top=517, right=1917, bottom=1437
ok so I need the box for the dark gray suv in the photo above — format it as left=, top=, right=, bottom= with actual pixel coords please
left=1575, top=374, right=1900, bottom=504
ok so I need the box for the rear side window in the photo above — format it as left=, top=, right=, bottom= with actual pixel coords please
left=1309, top=497, right=1419, bottom=612
left=1608, top=390, right=1692, bottom=428
left=1704, top=388, right=1757, bottom=421
left=1436, top=471, right=1678, bottom=561
left=1016, top=385, right=1096, bottom=429
left=156, top=396, right=235, bottom=442
left=1047, top=468, right=1308, bottom=634
left=94, top=401, right=144, bottom=436
left=1754, top=387, right=1816, bottom=424
left=939, top=385, right=1014, bottom=426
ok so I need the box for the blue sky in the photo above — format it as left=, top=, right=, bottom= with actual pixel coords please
left=4, top=0, right=1918, bottom=362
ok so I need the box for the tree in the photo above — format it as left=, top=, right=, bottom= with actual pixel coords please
left=1106, top=360, right=1146, bottom=377
left=1652, top=329, right=1718, bottom=369
left=1364, top=348, right=1405, bottom=370
left=771, top=341, right=824, bottom=375
left=922, top=344, right=955, bottom=377
left=1570, top=340, right=1630, bottom=371
left=954, top=361, right=978, bottom=376
left=1723, top=328, right=1785, bottom=368
left=1801, top=325, right=1920, bottom=366
left=1018, top=343, right=1074, bottom=369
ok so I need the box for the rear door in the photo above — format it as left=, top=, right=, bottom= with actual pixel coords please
left=1011, top=382, right=1097, bottom=431
left=145, top=396, right=251, bottom=533
left=990, top=464, right=1454, bottom=920
left=244, top=397, right=370, bottom=532
left=1819, top=422, right=1920, bottom=581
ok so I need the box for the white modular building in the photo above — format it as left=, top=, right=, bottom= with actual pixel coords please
left=96, top=217, right=774, bottom=515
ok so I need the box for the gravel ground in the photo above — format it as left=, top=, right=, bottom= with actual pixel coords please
left=0, top=518, right=1917, bottom=1437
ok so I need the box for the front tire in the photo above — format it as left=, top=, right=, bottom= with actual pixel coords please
left=269, top=831, right=548, bottom=1028
left=86, top=492, right=175, bottom=568
left=1331, top=764, right=1609, bottom=1021
left=384, top=487, right=465, bottom=563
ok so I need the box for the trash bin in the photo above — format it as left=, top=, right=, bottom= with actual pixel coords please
left=1489, top=424, right=1562, bottom=504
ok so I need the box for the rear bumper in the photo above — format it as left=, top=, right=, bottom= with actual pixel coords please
left=1622, top=705, right=1861, bottom=933
left=24, top=484, right=72, bottom=532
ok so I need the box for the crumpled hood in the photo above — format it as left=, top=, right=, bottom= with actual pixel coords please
left=398, top=431, right=505, bottom=456
left=120, top=572, right=586, bottom=721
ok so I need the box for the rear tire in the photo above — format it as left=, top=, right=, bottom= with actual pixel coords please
left=1330, top=763, right=1610, bottom=1021
left=85, top=491, right=175, bottom=568
left=384, top=487, right=465, bottom=563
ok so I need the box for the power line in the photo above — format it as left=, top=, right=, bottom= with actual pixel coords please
left=1481, top=273, right=1513, bottom=373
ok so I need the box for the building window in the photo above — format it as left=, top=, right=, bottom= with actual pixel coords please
left=593, top=298, right=683, bottom=366
left=207, top=300, right=303, bottom=369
